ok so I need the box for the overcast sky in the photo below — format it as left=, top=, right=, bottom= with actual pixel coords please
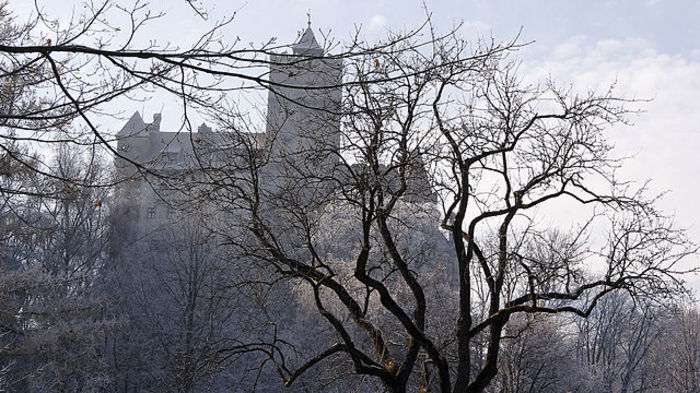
left=13, top=0, right=700, bottom=291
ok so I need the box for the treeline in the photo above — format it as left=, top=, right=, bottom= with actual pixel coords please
left=1, top=149, right=698, bottom=393
left=1, top=1, right=698, bottom=391
left=490, top=297, right=699, bottom=393
left=1, top=147, right=284, bottom=392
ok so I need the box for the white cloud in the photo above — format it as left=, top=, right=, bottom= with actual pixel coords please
left=551, top=35, right=587, bottom=59
left=368, top=14, right=387, bottom=31
left=462, top=20, right=491, bottom=34
left=453, top=20, right=492, bottom=42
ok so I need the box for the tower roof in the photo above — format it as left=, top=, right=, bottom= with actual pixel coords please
left=292, top=25, right=323, bottom=56
left=117, top=111, right=147, bottom=136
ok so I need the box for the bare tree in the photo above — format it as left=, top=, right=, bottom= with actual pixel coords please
left=1, top=2, right=696, bottom=392
left=492, top=314, right=591, bottom=393
left=665, top=308, right=700, bottom=393
left=0, top=0, right=436, bottom=192
left=572, top=291, right=668, bottom=393
left=190, top=19, right=698, bottom=393
left=641, top=305, right=700, bottom=393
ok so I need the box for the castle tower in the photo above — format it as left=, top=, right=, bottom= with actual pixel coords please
left=265, top=23, right=342, bottom=178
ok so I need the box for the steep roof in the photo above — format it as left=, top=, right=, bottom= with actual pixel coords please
left=292, top=25, right=323, bottom=56
left=117, top=111, right=147, bottom=137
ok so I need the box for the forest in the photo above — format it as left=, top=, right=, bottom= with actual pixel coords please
left=1, top=1, right=698, bottom=392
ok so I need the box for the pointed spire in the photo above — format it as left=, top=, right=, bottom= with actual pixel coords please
left=292, top=16, right=323, bottom=56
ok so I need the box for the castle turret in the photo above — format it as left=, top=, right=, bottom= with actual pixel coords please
left=115, top=111, right=164, bottom=176
left=115, top=111, right=148, bottom=173
left=292, top=23, right=323, bottom=57
left=265, top=23, right=342, bottom=176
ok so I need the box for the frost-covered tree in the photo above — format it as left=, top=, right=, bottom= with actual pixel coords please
left=0, top=145, right=114, bottom=392
left=102, top=210, right=279, bottom=392
left=490, top=314, right=591, bottom=393
left=641, top=306, right=700, bottom=393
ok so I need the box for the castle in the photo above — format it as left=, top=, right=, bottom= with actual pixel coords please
left=103, top=25, right=441, bottom=392
left=113, top=24, right=434, bottom=233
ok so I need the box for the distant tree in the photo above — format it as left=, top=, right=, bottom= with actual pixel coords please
left=641, top=305, right=700, bottom=393
left=102, top=213, right=246, bottom=392
left=490, top=314, right=590, bottom=393
left=0, top=145, right=114, bottom=392
left=572, top=291, right=667, bottom=393
left=666, top=308, right=700, bottom=393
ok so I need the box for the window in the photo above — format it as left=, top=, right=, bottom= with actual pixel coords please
left=147, top=207, right=156, bottom=219
left=167, top=209, right=176, bottom=219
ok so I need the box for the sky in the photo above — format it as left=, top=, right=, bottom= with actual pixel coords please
left=11, top=0, right=700, bottom=292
